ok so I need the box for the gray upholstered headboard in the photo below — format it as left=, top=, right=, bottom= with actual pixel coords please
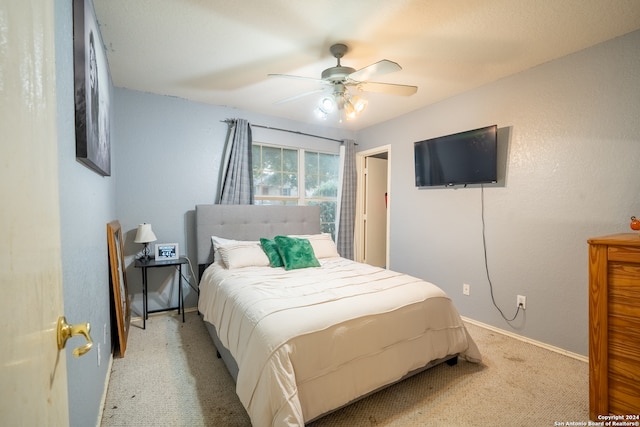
left=195, top=204, right=321, bottom=267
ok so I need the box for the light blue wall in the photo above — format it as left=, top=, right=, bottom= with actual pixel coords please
left=357, top=30, right=640, bottom=356
left=55, top=1, right=116, bottom=426
left=112, top=89, right=354, bottom=316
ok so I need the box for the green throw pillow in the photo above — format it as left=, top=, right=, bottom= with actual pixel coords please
left=274, top=236, right=321, bottom=270
left=259, top=238, right=284, bottom=268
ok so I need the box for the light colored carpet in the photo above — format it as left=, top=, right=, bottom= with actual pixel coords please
left=100, top=311, right=589, bottom=426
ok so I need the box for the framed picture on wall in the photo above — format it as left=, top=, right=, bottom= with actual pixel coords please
left=73, top=0, right=112, bottom=176
left=155, top=243, right=179, bottom=261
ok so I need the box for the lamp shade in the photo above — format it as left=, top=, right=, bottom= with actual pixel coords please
left=134, top=223, right=157, bottom=244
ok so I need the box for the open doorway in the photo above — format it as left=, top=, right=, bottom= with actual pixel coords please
left=355, top=145, right=390, bottom=268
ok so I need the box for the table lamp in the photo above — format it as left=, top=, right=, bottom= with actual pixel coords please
left=134, top=223, right=157, bottom=262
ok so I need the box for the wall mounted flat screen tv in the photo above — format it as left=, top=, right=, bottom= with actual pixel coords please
left=414, top=125, right=497, bottom=187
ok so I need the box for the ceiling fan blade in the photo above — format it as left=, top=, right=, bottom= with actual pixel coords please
left=273, top=88, right=326, bottom=105
left=355, top=81, right=418, bottom=96
left=268, top=73, right=326, bottom=84
left=348, top=60, right=402, bottom=82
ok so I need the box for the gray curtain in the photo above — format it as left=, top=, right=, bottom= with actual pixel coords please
left=218, top=119, right=254, bottom=204
left=337, top=139, right=357, bottom=259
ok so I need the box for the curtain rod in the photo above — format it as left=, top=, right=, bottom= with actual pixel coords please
left=221, top=119, right=344, bottom=143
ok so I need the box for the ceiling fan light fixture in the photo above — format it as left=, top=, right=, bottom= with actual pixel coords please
left=344, top=103, right=357, bottom=120
left=343, top=93, right=368, bottom=120
left=314, top=107, right=329, bottom=120
left=319, top=96, right=335, bottom=113
left=351, top=95, right=368, bottom=114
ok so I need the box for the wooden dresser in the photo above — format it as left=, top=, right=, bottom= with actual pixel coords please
left=588, top=233, right=640, bottom=419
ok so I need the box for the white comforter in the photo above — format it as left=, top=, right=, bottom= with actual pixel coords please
left=198, top=257, right=481, bottom=427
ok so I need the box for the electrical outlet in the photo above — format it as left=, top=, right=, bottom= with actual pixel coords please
left=517, top=295, right=526, bottom=310
left=463, top=283, right=470, bottom=296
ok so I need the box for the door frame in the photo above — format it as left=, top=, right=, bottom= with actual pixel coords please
left=355, top=145, right=391, bottom=268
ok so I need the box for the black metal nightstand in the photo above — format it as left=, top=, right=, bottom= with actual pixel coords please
left=134, top=256, right=188, bottom=329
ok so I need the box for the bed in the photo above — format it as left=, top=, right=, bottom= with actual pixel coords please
left=195, top=204, right=481, bottom=426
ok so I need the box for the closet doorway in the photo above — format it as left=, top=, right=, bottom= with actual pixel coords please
left=355, top=145, right=390, bottom=268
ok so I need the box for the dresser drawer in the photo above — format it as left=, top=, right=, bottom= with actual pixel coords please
left=608, top=245, right=640, bottom=263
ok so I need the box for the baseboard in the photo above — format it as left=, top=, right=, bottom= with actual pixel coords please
left=96, top=353, right=114, bottom=427
left=461, top=316, right=588, bottom=363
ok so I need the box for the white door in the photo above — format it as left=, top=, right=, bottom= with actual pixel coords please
left=0, top=2, right=70, bottom=424
left=363, top=157, right=388, bottom=267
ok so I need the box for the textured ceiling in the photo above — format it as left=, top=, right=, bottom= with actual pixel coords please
left=93, top=0, right=640, bottom=130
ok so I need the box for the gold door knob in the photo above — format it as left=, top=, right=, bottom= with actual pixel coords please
left=57, top=316, right=93, bottom=357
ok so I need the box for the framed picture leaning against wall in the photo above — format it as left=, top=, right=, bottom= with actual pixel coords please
left=107, top=221, right=130, bottom=357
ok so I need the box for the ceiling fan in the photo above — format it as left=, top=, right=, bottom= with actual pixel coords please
left=268, top=43, right=418, bottom=120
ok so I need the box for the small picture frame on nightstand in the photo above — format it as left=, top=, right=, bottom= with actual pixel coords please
left=155, top=243, right=179, bottom=261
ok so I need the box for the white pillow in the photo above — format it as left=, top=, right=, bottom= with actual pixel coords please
left=217, top=241, right=270, bottom=269
left=211, top=236, right=237, bottom=252
left=288, top=233, right=340, bottom=258
left=211, top=235, right=238, bottom=262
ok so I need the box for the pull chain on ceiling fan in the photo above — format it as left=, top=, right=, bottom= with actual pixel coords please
left=268, top=43, right=418, bottom=121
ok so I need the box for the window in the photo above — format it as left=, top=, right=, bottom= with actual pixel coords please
left=252, top=143, right=339, bottom=237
